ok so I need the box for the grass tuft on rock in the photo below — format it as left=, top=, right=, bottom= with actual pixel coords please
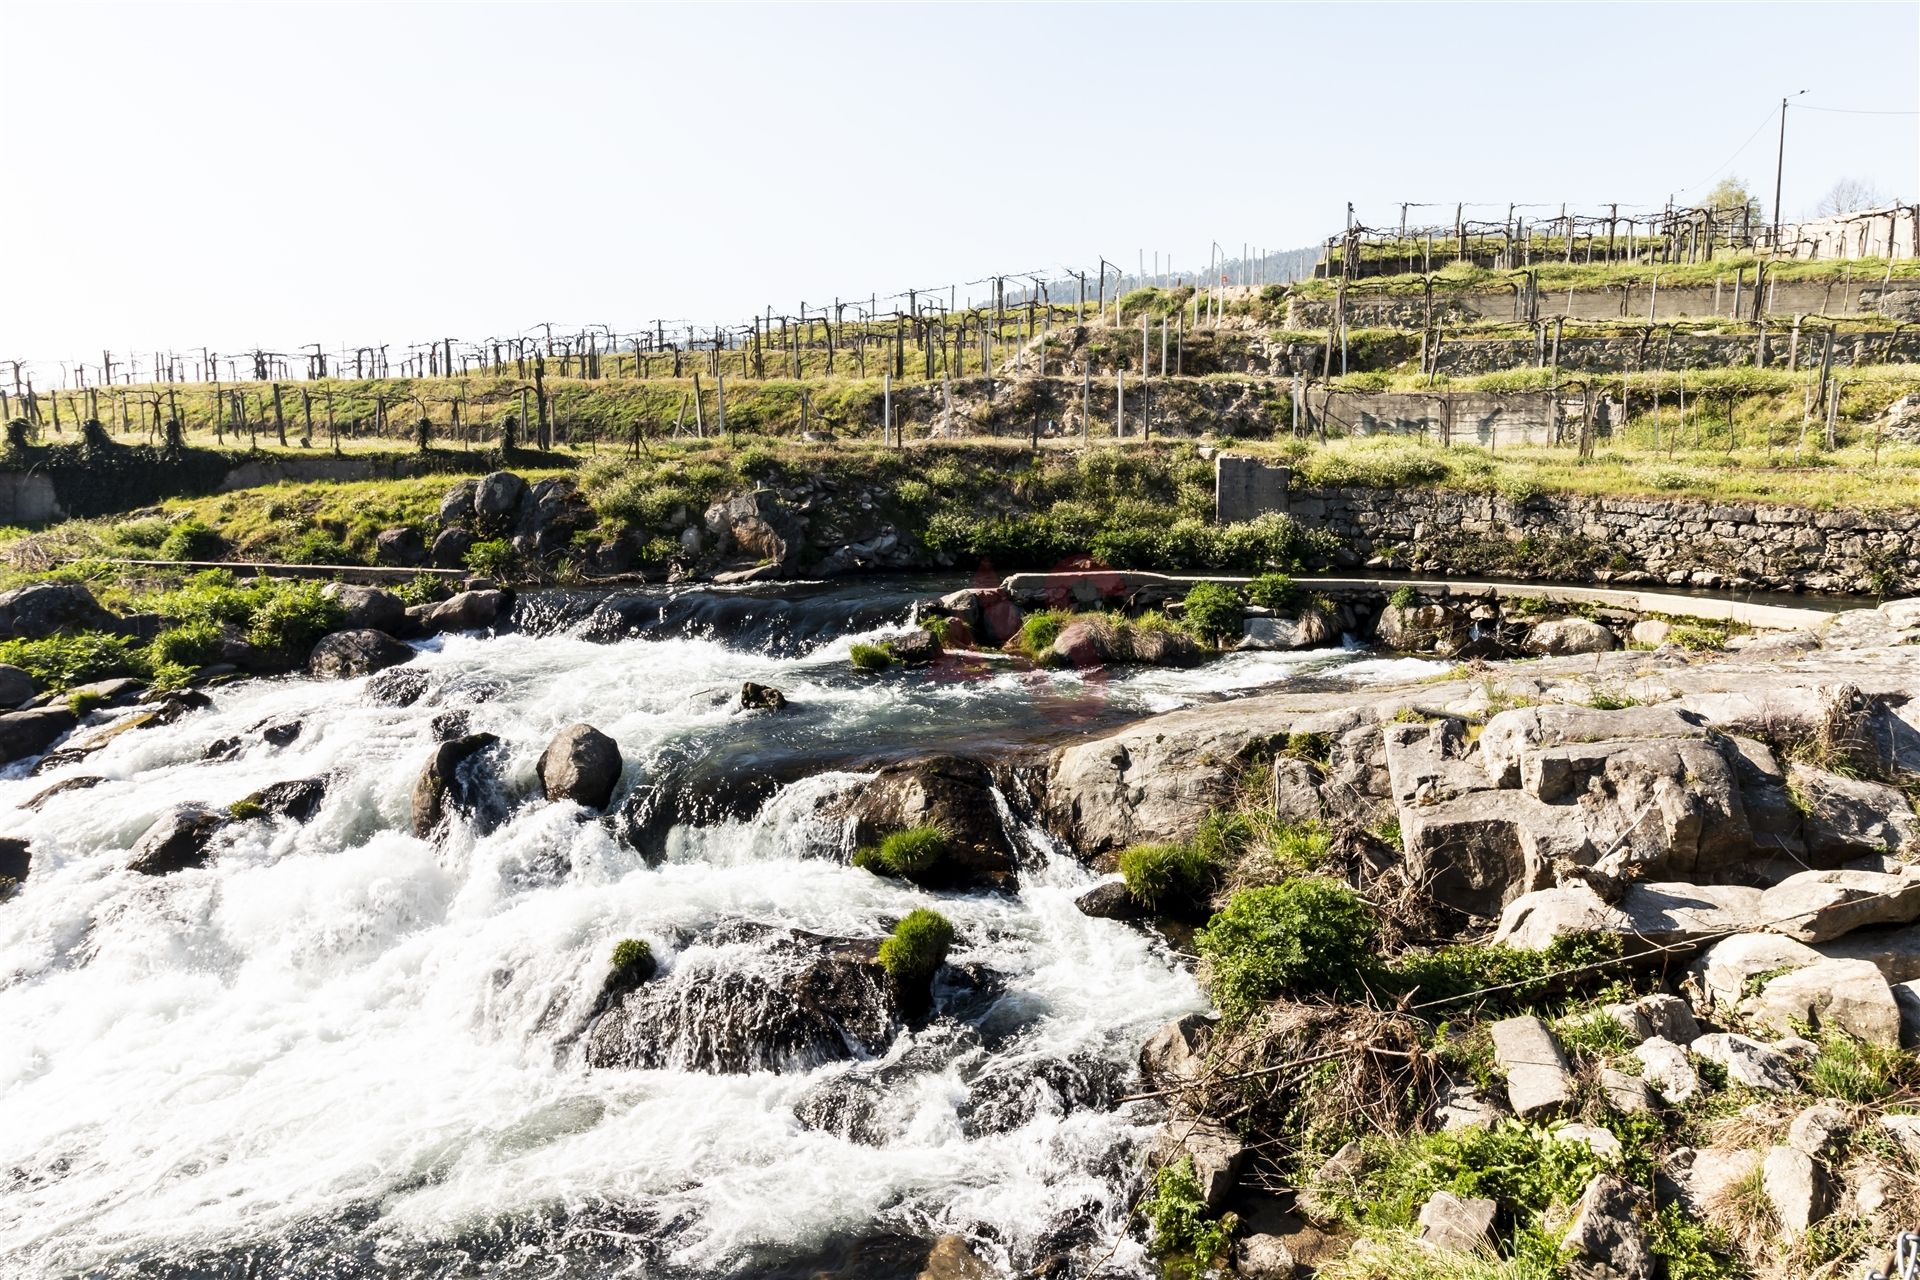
left=849, top=641, right=893, bottom=673
left=610, top=937, right=655, bottom=981
left=1120, top=841, right=1219, bottom=914
left=853, top=825, right=947, bottom=878
left=877, top=908, right=953, bottom=983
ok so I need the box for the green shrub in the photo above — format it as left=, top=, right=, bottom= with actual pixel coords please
left=159, top=518, right=225, bottom=562
left=734, top=444, right=781, bottom=480
left=464, top=538, right=516, bottom=581
left=1246, top=572, right=1296, bottom=611
left=285, top=528, right=356, bottom=565
left=0, top=632, right=145, bottom=691
left=877, top=908, right=954, bottom=982
left=150, top=570, right=255, bottom=628
left=393, top=573, right=451, bottom=607
left=245, top=581, right=346, bottom=658
left=855, top=825, right=947, bottom=877
left=849, top=641, right=893, bottom=673
left=1141, top=1156, right=1236, bottom=1280
left=1181, top=581, right=1243, bottom=644
left=149, top=619, right=225, bottom=670
left=1196, top=879, right=1378, bottom=1021
left=1388, top=933, right=1624, bottom=1012
left=1387, top=585, right=1419, bottom=610
left=1119, top=842, right=1218, bottom=913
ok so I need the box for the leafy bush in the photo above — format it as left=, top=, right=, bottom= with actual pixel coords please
left=0, top=632, right=145, bottom=691
left=849, top=641, right=893, bottom=673
left=393, top=573, right=452, bottom=607
left=464, top=538, right=516, bottom=581
left=877, top=908, right=954, bottom=982
left=1141, top=1157, right=1236, bottom=1280
left=1246, top=572, right=1295, bottom=610
left=149, top=619, right=225, bottom=669
left=1181, top=581, right=1243, bottom=644
left=285, top=528, right=355, bottom=565
left=1196, top=879, right=1379, bottom=1021
left=1120, top=842, right=1218, bottom=913
left=853, top=825, right=947, bottom=877
left=159, top=518, right=224, bottom=562
left=245, top=580, right=346, bottom=658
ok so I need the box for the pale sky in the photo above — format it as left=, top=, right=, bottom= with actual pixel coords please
left=2, top=1, right=1915, bottom=380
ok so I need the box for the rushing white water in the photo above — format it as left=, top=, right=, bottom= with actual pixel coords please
left=0, top=602, right=1440, bottom=1279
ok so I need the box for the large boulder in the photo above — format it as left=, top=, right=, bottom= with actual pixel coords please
left=844, top=756, right=1017, bottom=890
left=308, top=629, right=413, bottom=679
left=1525, top=617, right=1618, bottom=656
left=321, top=583, right=406, bottom=633
left=932, top=587, right=1022, bottom=648
left=239, top=778, right=329, bottom=824
left=1241, top=611, right=1336, bottom=651
left=1562, top=1174, right=1653, bottom=1280
left=127, top=803, right=227, bottom=875
left=473, top=471, right=529, bottom=530
left=0, top=706, right=77, bottom=765
left=1139, top=1013, right=1214, bottom=1091
left=1745, top=959, right=1902, bottom=1046
left=408, top=589, right=509, bottom=636
left=1786, top=763, right=1919, bottom=860
left=538, top=723, right=622, bottom=811
left=430, top=528, right=474, bottom=570
left=1374, top=601, right=1463, bottom=652
left=0, top=663, right=33, bottom=706
left=410, top=733, right=500, bottom=837
left=0, top=582, right=116, bottom=639
left=373, top=527, right=427, bottom=568
left=584, top=928, right=899, bottom=1073
left=437, top=479, right=479, bottom=527
left=704, top=489, right=804, bottom=570
left=1691, top=933, right=1823, bottom=1012
left=1495, top=881, right=1763, bottom=952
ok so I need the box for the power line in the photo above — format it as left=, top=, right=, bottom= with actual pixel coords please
left=1675, top=104, right=1780, bottom=197
left=1799, top=105, right=1920, bottom=116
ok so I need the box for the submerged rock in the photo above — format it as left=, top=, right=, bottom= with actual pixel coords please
left=364, top=666, right=431, bottom=707
left=411, top=733, right=501, bottom=837
left=128, top=804, right=227, bottom=875
left=238, top=778, right=329, bottom=824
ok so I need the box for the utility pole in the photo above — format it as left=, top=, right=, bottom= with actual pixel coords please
left=1772, top=89, right=1807, bottom=249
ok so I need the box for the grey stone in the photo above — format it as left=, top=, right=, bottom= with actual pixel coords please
left=1690, top=1033, right=1799, bottom=1092
left=1599, top=1067, right=1656, bottom=1114
left=1635, top=994, right=1701, bottom=1045
left=1745, top=958, right=1902, bottom=1047
left=1562, top=1174, right=1653, bottom=1280
left=308, top=629, right=413, bottom=679
left=1691, top=933, right=1823, bottom=1013
left=127, top=803, right=226, bottom=875
left=474, top=471, right=528, bottom=528
left=409, top=589, right=509, bottom=636
left=1761, top=868, right=1920, bottom=943
left=1490, top=1016, right=1573, bottom=1119
left=1075, top=879, right=1148, bottom=921
left=1634, top=1036, right=1701, bottom=1105
left=431, top=527, right=474, bottom=569
left=1786, top=1104, right=1848, bottom=1159
left=1677, top=1146, right=1762, bottom=1214
left=411, top=733, right=500, bottom=838
left=1822, top=923, right=1920, bottom=982
left=1789, top=763, right=1920, bottom=861
left=437, top=479, right=478, bottom=527
left=1416, top=1191, right=1496, bottom=1253
left=1139, top=1014, right=1213, bottom=1090
left=1234, top=1232, right=1297, bottom=1280
left=1434, top=1082, right=1508, bottom=1131
left=1150, top=1117, right=1243, bottom=1213
left=0, top=663, right=33, bottom=706
left=373, top=526, right=427, bottom=567
left=1599, top=1002, right=1652, bottom=1045
left=1762, top=1145, right=1829, bottom=1234
left=1877, top=1114, right=1920, bottom=1164
left=0, top=582, right=116, bottom=639
left=1552, top=1123, right=1624, bottom=1162
left=537, top=723, right=622, bottom=811
left=0, top=707, right=77, bottom=765
left=1241, top=612, right=1336, bottom=651
left=1896, top=979, right=1920, bottom=1047
left=1496, top=881, right=1762, bottom=952
left=322, top=582, right=406, bottom=633
left=1630, top=619, right=1671, bottom=648
left=1525, top=617, right=1617, bottom=656
left=703, top=489, right=803, bottom=570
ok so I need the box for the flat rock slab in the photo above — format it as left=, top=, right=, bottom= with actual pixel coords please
left=1416, top=1191, right=1496, bottom=1253
left=1496, top=881, right=1762, bottom=952
left=1491, top=1015, right=1573, bottom=1118
left=1691, top=1032, right=1798, bottom=1092
left=1746, top=958, right=1902, bottom=1047
left=1762, top=868, right=1920, bottom=944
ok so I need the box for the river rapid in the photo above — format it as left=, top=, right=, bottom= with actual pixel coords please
left=0, top=580, right=1436, bottom=1279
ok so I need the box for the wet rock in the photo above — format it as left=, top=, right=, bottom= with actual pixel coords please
left=1525, top=617, right=1618, bottom=655
left=1562, top=1174, right=1653, bottom=1280
left=474, top=471, right=528, bottom=530
left=887, top=629, right=941, bottom=666
left=1747, top=958, right=1902, bottom=1046
left=0, top=664, right=32, bottom=706
left=364, top=666, right=431, bottom=707
left=411, top=733, right=500, bottom=838
left=586, top=932, right=899, bottom=1073
left=0, top=707, right=77, bottom=765
left=1417, top=1190, right=1496, bottom=1252
left=917, top=1235, right=993, bottom=1280
left=1634, top=1036, right=1701, bottom=1104
left=934, top=587, right=1022, bottom=647
left=408, top=589, right=510, bottom=636
left=309, top=629, right=413, bottom=679
left=0, top=837, right=29, bottom=883
left=1241, top=611, right=1335, bottom=651
left=239, top=778, right=328, bottom=824
left=844, top=755, right=1018, bottom=890
left=373, top=527, right=427, bottom=567
left=538, top=723, right=622, bottom=811
left=1491, top=1016, right=1573, bottom=1119
left=1787, top=763, right=1919, bottom=861
left=128, top=803, right=226, bottom=875
left=958, top=1053, right=1122, bottom=1136
left=322, top=582, right=406, bottom=633
left=23, top=774, right=104, bottom=810
left=0, top=582, right=116, bottom=639
left=1074, top=878, right=1148, bottom=920
left=429, top=710, right=471, bottom=742
left=739, top=681, right=787, bottom=711
left=1761, top=867, right=1920, bottom=943
left=430, top=527, right=474, bottom=570
left=1763, top=1145, right=1829, bottom=1234
left=1690, top=1032, right=1798, bottom=1092
left=1139, top=1013, right=1213, bottom=1090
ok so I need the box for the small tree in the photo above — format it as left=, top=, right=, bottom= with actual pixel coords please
left=1816, top=177, right=1886, bottom=218
left=414, top=416, right=433, bottom=452
left=1705, top=177, right=1764, bottom=224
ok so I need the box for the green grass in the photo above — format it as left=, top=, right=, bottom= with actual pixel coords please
left=877, top=908, right=954, bottom=983
left=852, top=825, right=948, bottom=878
left=1195, top=878, right=1379, bottom=1021
left=1119, top=842, right=1218, bottom=914
left=1180, top=581, right=1242, bottom=644
left=848, top=641, right=893, bottom=672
